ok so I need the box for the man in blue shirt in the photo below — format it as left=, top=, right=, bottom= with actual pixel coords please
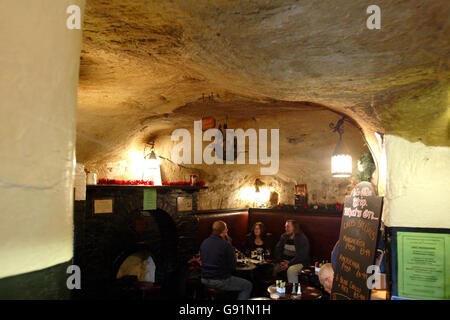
left=200, top=220, right=252, bottom=300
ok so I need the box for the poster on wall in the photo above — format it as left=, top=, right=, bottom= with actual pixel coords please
left=397, top=232, right=450, bottom=300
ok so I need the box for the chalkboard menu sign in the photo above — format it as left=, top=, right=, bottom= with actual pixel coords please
left=331, top=182, right=383, bottom=300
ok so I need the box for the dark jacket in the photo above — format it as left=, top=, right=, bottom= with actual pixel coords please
left=274, top=233, right=310, bottom=267
left=200, top=234, right=236, bottom=279
left=242, top=234, right=274, bottom=257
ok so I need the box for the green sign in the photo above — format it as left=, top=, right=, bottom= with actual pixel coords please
left=143, top=189, right=157, bottom=210
left=397, top=232, right=450, bottom=300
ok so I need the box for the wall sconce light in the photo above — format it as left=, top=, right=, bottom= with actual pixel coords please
left=329, top=116, right=352, bottom=178
left=143, top=141, right=162, bottom=186
left=238, top=179, right=270, bottom=208
left=254, top=179, right=270, bottom=207
left=254, top=178, right=264, bottom=193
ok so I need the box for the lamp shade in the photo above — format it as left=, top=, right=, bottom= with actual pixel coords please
left=331, top=138, right=352, bottom=177
left=147, top=150, right=158, bottom=168
left=144, top=149, right=162, bottom=185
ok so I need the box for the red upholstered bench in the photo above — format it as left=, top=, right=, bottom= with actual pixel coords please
left=195, top=208, right=342, bottom=266
left=248, top=209, right=342, bottom=263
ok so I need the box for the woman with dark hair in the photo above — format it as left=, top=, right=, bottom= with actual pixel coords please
left=273, top=220, right=310, bottom=283
left=242, top=222, right=273, bottom=258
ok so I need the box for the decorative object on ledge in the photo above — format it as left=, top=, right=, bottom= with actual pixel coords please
left=97, top=179, right=206, bottom=187
left=294, top=184, right=307, bottom=207
left=98, top=179, right=154, bottom=185
left=86, top=172, right=97, bottom=185
left=162, top=180, right=206, bottom=187
left=329, top=116, right=352, bottom=178
left=189, top=174, right=198, bottom=186
left=268, top=202, right=344, bottom=214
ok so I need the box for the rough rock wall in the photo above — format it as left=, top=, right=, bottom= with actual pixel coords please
left=84, top=108, right=367, bottom=210
left=76, top=0, right=448, bottom=223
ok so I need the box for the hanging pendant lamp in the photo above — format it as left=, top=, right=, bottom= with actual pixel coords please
left=330, top=116, right=352, bottom=178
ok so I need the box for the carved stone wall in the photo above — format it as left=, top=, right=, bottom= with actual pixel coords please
left=74, top=186, right=200, bottom=298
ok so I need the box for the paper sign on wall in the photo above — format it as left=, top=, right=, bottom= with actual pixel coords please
left=143, top=189, right=157, bottom=210
left=397, top=232, right=450, bottom=300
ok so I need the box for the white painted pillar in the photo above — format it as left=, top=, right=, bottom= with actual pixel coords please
left=0, top=0, right=85, bottom=279
left=383, top=135, right=450, bottom=228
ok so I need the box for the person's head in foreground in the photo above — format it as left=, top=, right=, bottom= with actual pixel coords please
left=318, top=263, right=334, bottom=294
left=212, top=220, right=228, bottom=239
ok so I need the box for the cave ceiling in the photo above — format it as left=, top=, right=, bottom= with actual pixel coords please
left=77, top=0, right=449, bottom=163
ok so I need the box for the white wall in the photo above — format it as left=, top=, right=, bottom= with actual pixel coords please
left=0, top=0, right=84, bottom=279
left=383, top=135, right=450, bottom=228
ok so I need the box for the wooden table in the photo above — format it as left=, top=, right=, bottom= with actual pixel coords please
left=267, top=282, right=322, bottom=300
left=236, top=260, right=257, bottom=271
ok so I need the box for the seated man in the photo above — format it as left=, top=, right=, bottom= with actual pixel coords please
left=273, top=220, right=310, bottom=283
left=200, top=220, right=253, bottom=300
left=318, top=263, right=334, bottom=295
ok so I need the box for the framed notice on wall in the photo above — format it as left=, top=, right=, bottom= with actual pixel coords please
left=390, top=228, right=450, bottom=300
left=177, top=196, right=193, bottom=212
left=93, top=198, right=113, bottom=214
